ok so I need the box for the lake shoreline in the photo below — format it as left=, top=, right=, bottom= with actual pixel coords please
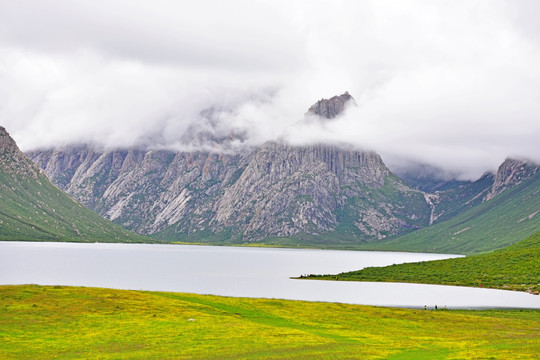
left=1, top=238, right=469, bottom=255
left=1, top=241, right=536, bottom=309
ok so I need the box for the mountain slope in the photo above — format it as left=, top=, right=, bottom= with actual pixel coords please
left=425, top=172, right=495, bottom=225
left=24, top=93, right=539, bottom=250
left=362, top=159, right=540, bottom=254
left=0, top=127, right=147, bottom=242
left=307, top=230, right=540, bottom=293
left=29, top=142, right=432, bottom=244
left=27, top=94, right=433, bottom=244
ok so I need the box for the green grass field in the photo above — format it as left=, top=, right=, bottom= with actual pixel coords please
left=305, top=231, right=540, bottom=293
left=1, top=285, right=539, bottom=359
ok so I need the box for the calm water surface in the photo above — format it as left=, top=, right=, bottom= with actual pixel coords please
left=0, top=241, right=538, bottom=309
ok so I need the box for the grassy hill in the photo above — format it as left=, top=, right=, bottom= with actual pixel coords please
left=0, top=127, right=147, bottom=243
left=0, top=169, right=148, bottom=242
left=359, top=170, right=540, bottom=254
left=1, top=285, right=539, bottom=359
left=305, top=231, right=540, bottom=293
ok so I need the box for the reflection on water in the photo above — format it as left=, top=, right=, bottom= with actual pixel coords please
left=0, top=241, right=538, bottom=309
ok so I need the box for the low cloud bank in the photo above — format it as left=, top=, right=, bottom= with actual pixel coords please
left=2, top=1, right=540, bottom=180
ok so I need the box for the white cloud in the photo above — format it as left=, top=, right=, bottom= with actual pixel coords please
left=1, top=0, right=540, bottom=179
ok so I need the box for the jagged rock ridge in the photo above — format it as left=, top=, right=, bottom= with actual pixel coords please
left=28, top=141, right=431, bottom=242
left=0, top=126, right=40, bottom=178
left=29, top=95, right=540, bottom=246
left=306, top=92, right=356, bottom=119
left=22, top=130, right=540, bottom=248
left=26, top=94, right=434, bottom=243
left=484, top=158, right=539, bottom=201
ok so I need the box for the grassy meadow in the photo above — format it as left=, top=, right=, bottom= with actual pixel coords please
left=304, top=231, right=540, bottom=293
left=1, top=285, right=539, bottom=359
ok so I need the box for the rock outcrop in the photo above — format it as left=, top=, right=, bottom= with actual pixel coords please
left=484, top=158, right=539, bottom=201
left=0, top=126, right=43, bottom=180
left=306, top=92, right=356, bottom=119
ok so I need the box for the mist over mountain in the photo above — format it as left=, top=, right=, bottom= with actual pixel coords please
left=387, top=160, right=470, bottom=193
left=26, top=95, right=435, bottom=244
left=2, top=1, right=540, bottom=180
left=25, top=96, right=540, bottom=250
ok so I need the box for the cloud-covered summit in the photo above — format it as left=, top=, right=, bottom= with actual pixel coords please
left=306, top=92, right=356, bottom=120
left=1, top=0, right=540, bottom=179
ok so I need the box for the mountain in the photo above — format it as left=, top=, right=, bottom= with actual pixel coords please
left=0, top=126, right=147, bottom=242
left=364, top=158, right=540, bottom=254
left=484, top=157, right=538, bottom=201
left=27, top=95, right=433, bottom=245
left=306, top=92, right=356, bottom=119
left=28, top=142, right=432, bottom=245
left=24, top=93, right=540, bottom=252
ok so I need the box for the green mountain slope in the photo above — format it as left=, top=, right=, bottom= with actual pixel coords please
left=359, top=168, right=540, bottom=254
left=428, top=173, right=494, bottom=225
left=0, top=127, right=147, bottom=242
left=306, top=231, right=540, bottom=293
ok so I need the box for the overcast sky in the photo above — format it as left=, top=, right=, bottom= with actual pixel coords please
left=1, top=0, right=540, bottom=179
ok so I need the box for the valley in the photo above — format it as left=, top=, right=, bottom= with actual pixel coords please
left=2, top=95, right=540, bottom=360
left=2, top=2, right=540, bottom=359
left=22, top=96, right=540, bottom=255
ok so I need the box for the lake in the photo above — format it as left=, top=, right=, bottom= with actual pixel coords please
left=0, top=241, right=538, bottom=309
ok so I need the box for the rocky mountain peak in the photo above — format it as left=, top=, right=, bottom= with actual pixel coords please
left=484, top=157, right=539, bottom=201
left=306, top=92, right=356, bottom=119
left=0, top=126, right=34, bottom=173
left=0, top=126, right=20, bottom=155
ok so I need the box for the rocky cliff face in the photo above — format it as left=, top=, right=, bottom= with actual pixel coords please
left=28, top=140, right=431, bottom=242
left=29, top=146, right=248, bottom=235
left=25, top=94, right=435, bottom=243
left=484, top=158, right=539, bottom=201
left=211, top=142, right=424, bottom=241
left=0, top=126, right=40, bottom=178
left=0, top=126, right=19, bottom=157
